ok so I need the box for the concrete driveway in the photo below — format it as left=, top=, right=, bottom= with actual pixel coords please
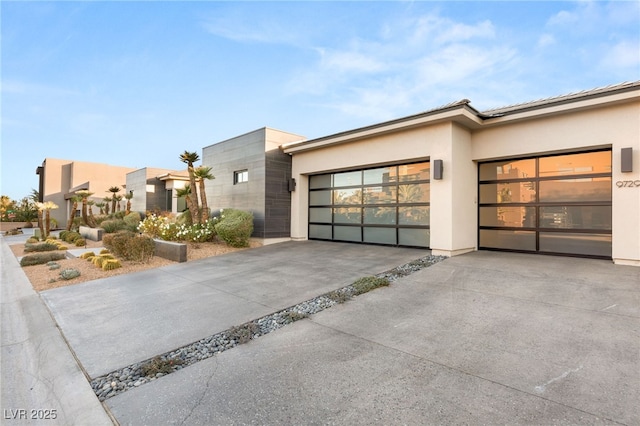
left=103, top=250, right=639, bottom=425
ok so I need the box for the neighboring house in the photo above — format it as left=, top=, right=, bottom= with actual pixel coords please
left=125, top=167, right=189, bottom=215
left=35, top=158, right=135, bottom=227
left=283, top=81, right=640, bottom=266
left=201, top=127, right=304, bottom=242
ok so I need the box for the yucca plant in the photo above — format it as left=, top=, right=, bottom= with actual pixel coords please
left=107, top=186, right=121, bottom=214
left=194, top=166, right=215, bottom=223
left=179, top=151, right=201, bottom=224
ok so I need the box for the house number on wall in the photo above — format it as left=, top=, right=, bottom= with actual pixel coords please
left=615, top=180, right=640, bottom=188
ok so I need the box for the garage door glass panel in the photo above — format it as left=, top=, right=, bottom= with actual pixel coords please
left=334, top=226, right=361, bottom=242
left=539, top=233, right=612, bottom=257
left=398, top=163, right=430, bottom=181
left=539, top=151, right=611, bottom=177
left=309, top=208, right=332, bottom=223
left=398, top=229, right=430, bottom=247
left=310, top=174, right=332, bottom=189
left=333, top=207, right=361, bottom=223
left=399, top=184, right=430, bottom=203
left=364, top=167, right=395, bottom=184
left=479, top=159, right=535, bottom=181
left=540, top=206, right=611, bottom=230
left=480, top=229, right=536, bottom=251
left=364, top=186, right=396, bottom=204
left=479, top=207, right=535, bottom=228
left=334, top=171, right=362, bottom=187
left=539, top=178, right=611, bottom=202
left=310, top=190, right=331, bottom=206
left=364, top=227, right=397, bottom=245
left=364, top=207, right=396, bottom=224
left=399, top=206, right=430, bottom=225
left=479, top=182, right=536, bottom=204
left=334, top=188, right=362, bottom=204
left=309, top=224, right=331, bottom=239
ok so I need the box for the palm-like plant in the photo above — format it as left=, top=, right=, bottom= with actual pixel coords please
left=87, top=200, right=97, bottom=223
left=95, top=201, right=105, bottom=215
left=66, top=195, right=83, bottom=231
left=124, top=191, right=133, bottom=215
left=76, top=190, right=94, bottom=227
left=115, top=195, right=123, bottom=212
left=102, top=196, right=112, bottom=215
left=179, top=151, right=200, bottom=225
left=108, top=186, right=121, bottom=214
left=38, top=201, right=58, bottom=239
left=194, top=166, right=215, bottom=223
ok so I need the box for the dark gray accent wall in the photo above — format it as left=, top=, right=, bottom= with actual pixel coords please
left=264, top=148, right=292, bottom=238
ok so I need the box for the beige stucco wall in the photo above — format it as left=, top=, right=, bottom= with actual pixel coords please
left=472, top=101, right=640, bottom=265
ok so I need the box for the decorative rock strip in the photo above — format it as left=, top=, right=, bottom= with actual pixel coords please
left=91, top=254, right=445, bottom=401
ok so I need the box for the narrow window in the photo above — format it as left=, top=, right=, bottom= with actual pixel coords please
left=234, top=169, right=248, bottom=184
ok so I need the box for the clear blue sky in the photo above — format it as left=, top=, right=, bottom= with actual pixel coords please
left=2, top=1, right=639, bottom=201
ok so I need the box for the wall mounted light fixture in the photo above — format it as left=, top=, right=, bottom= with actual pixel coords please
left=433, top=160, right=443, bottom=180
left=621, top=147, right=633, bottom=173
left=288, top=178, right=297, bottom=192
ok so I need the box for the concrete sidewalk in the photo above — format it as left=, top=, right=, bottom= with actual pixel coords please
left=106, top=251, right=639, bottom=425
left=0, top=234, right=113, bottom=425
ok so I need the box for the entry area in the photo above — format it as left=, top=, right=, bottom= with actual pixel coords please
left=308, top=162, right=430, bottom=247
left=478, top=150, right=612, bottom=258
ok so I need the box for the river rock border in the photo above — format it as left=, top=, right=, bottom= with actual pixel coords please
left=91, top=254, right=446, bottom=401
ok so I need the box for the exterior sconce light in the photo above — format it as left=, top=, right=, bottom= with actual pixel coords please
left=621, top=147, right=633, bottom=173
left=433, top=160, right=444, bottom=180
left=288, top=178, right=297, bottom=192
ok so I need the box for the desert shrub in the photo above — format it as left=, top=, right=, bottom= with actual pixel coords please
left=20, top=252, right=66, bottom=267
left=214, top=209, right=253, bottom=247
left=103, top=231, right=154, bottom=262
left=24, top=242, right=59, bottom=253
left=351, top=276, right=390, bottom=295
left=141, top=356, right=183, bottom=377
left=63, top=231, right=82, bottom=243
left=123, top=212, right=142, bottom=232
left=227, top=322, right=259, bottom=344
left=80, top=251, right=96, bottom=259
left=102, top=258, right=122, bottom=271
left=74, top=238, right=86, bottom=247
left=58, top=230, right=69, bottom=240
left=48, top=262, right=61, bottom=270
left=326, top=289, right=352, bottom=304
left=59, top=268, right=81, bottom=280
left=113, top=211, right=126, bottom=219
left=100, top=219, right=126, bottom=234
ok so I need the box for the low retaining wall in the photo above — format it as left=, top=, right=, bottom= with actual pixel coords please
left=79, top=226, right=103, bottom=242
left=153, top=239, right=187, bottom=263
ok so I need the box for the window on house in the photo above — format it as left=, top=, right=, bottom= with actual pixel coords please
left=234, top=169, right=249, bottom=184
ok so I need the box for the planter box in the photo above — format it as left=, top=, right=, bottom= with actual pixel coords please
left=79, top=226, right=103, bottom=242
left=153, top=239, right=187, bottom=263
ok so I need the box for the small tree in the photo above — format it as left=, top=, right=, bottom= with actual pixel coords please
left=194, top=166, right=215, bottom=223
left=179, top=151, right=200, bottom=225
left=125, top=191, right=134, bottom=215
left=108, top=186, right=121, bottom=214
left=66, top=195, right=82, bottom=231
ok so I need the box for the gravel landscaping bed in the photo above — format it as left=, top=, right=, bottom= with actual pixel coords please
left=91, top=254, right=446, bottom=401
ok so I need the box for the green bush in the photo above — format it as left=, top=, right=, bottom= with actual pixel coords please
left=24, top=242, right=59, bottom=253
left=103, top=231, right=154, bottom=262
left=214, top=209, right=253, bottom=247
left=58, top=230, right=69, bottom=241
left=101, top=219, right=126, bottom=234
left=351, top=276, right=390, bottom=295
left=63, top=231, right=82, bottom=243
left=123, top=212, right=142, bottom=231
left=20, top=252, right=66, bottom=267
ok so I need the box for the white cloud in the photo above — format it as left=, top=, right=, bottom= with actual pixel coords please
left=537, top=34, right=556, bottom=48
left=600, top=40, right=640, bottom=70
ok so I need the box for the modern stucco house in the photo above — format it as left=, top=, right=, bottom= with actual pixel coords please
left=35, top=82, right=640, bottom=266
left=36, top=158, right=136, bottom=227
left=282, top=81, right=640, bottom=266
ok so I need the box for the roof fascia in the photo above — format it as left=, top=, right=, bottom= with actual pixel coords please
left=283, top=105, right=482, bottom=154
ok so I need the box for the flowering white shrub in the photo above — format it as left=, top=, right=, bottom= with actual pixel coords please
left=138, top=214, right=218, bottom=242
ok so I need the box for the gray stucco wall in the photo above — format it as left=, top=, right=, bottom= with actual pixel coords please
left=126, top=168, right=175, bottom=214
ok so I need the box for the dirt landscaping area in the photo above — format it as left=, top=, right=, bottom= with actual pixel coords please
left=12, top=239, right=262, bottom=292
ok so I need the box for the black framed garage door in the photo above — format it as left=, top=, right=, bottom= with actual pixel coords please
left=478, top=149, right=612, bottom=258
left=308, top=162, right=430, bottom=248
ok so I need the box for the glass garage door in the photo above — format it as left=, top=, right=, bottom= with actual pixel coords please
left=478, top=150, right=612, bottom=258
left=309, top=162, right=430, bottom=248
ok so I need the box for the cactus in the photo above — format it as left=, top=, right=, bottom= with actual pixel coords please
left=102, top=259, right=122, bottom=271
left=80, top=251, right=96, bottom=260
